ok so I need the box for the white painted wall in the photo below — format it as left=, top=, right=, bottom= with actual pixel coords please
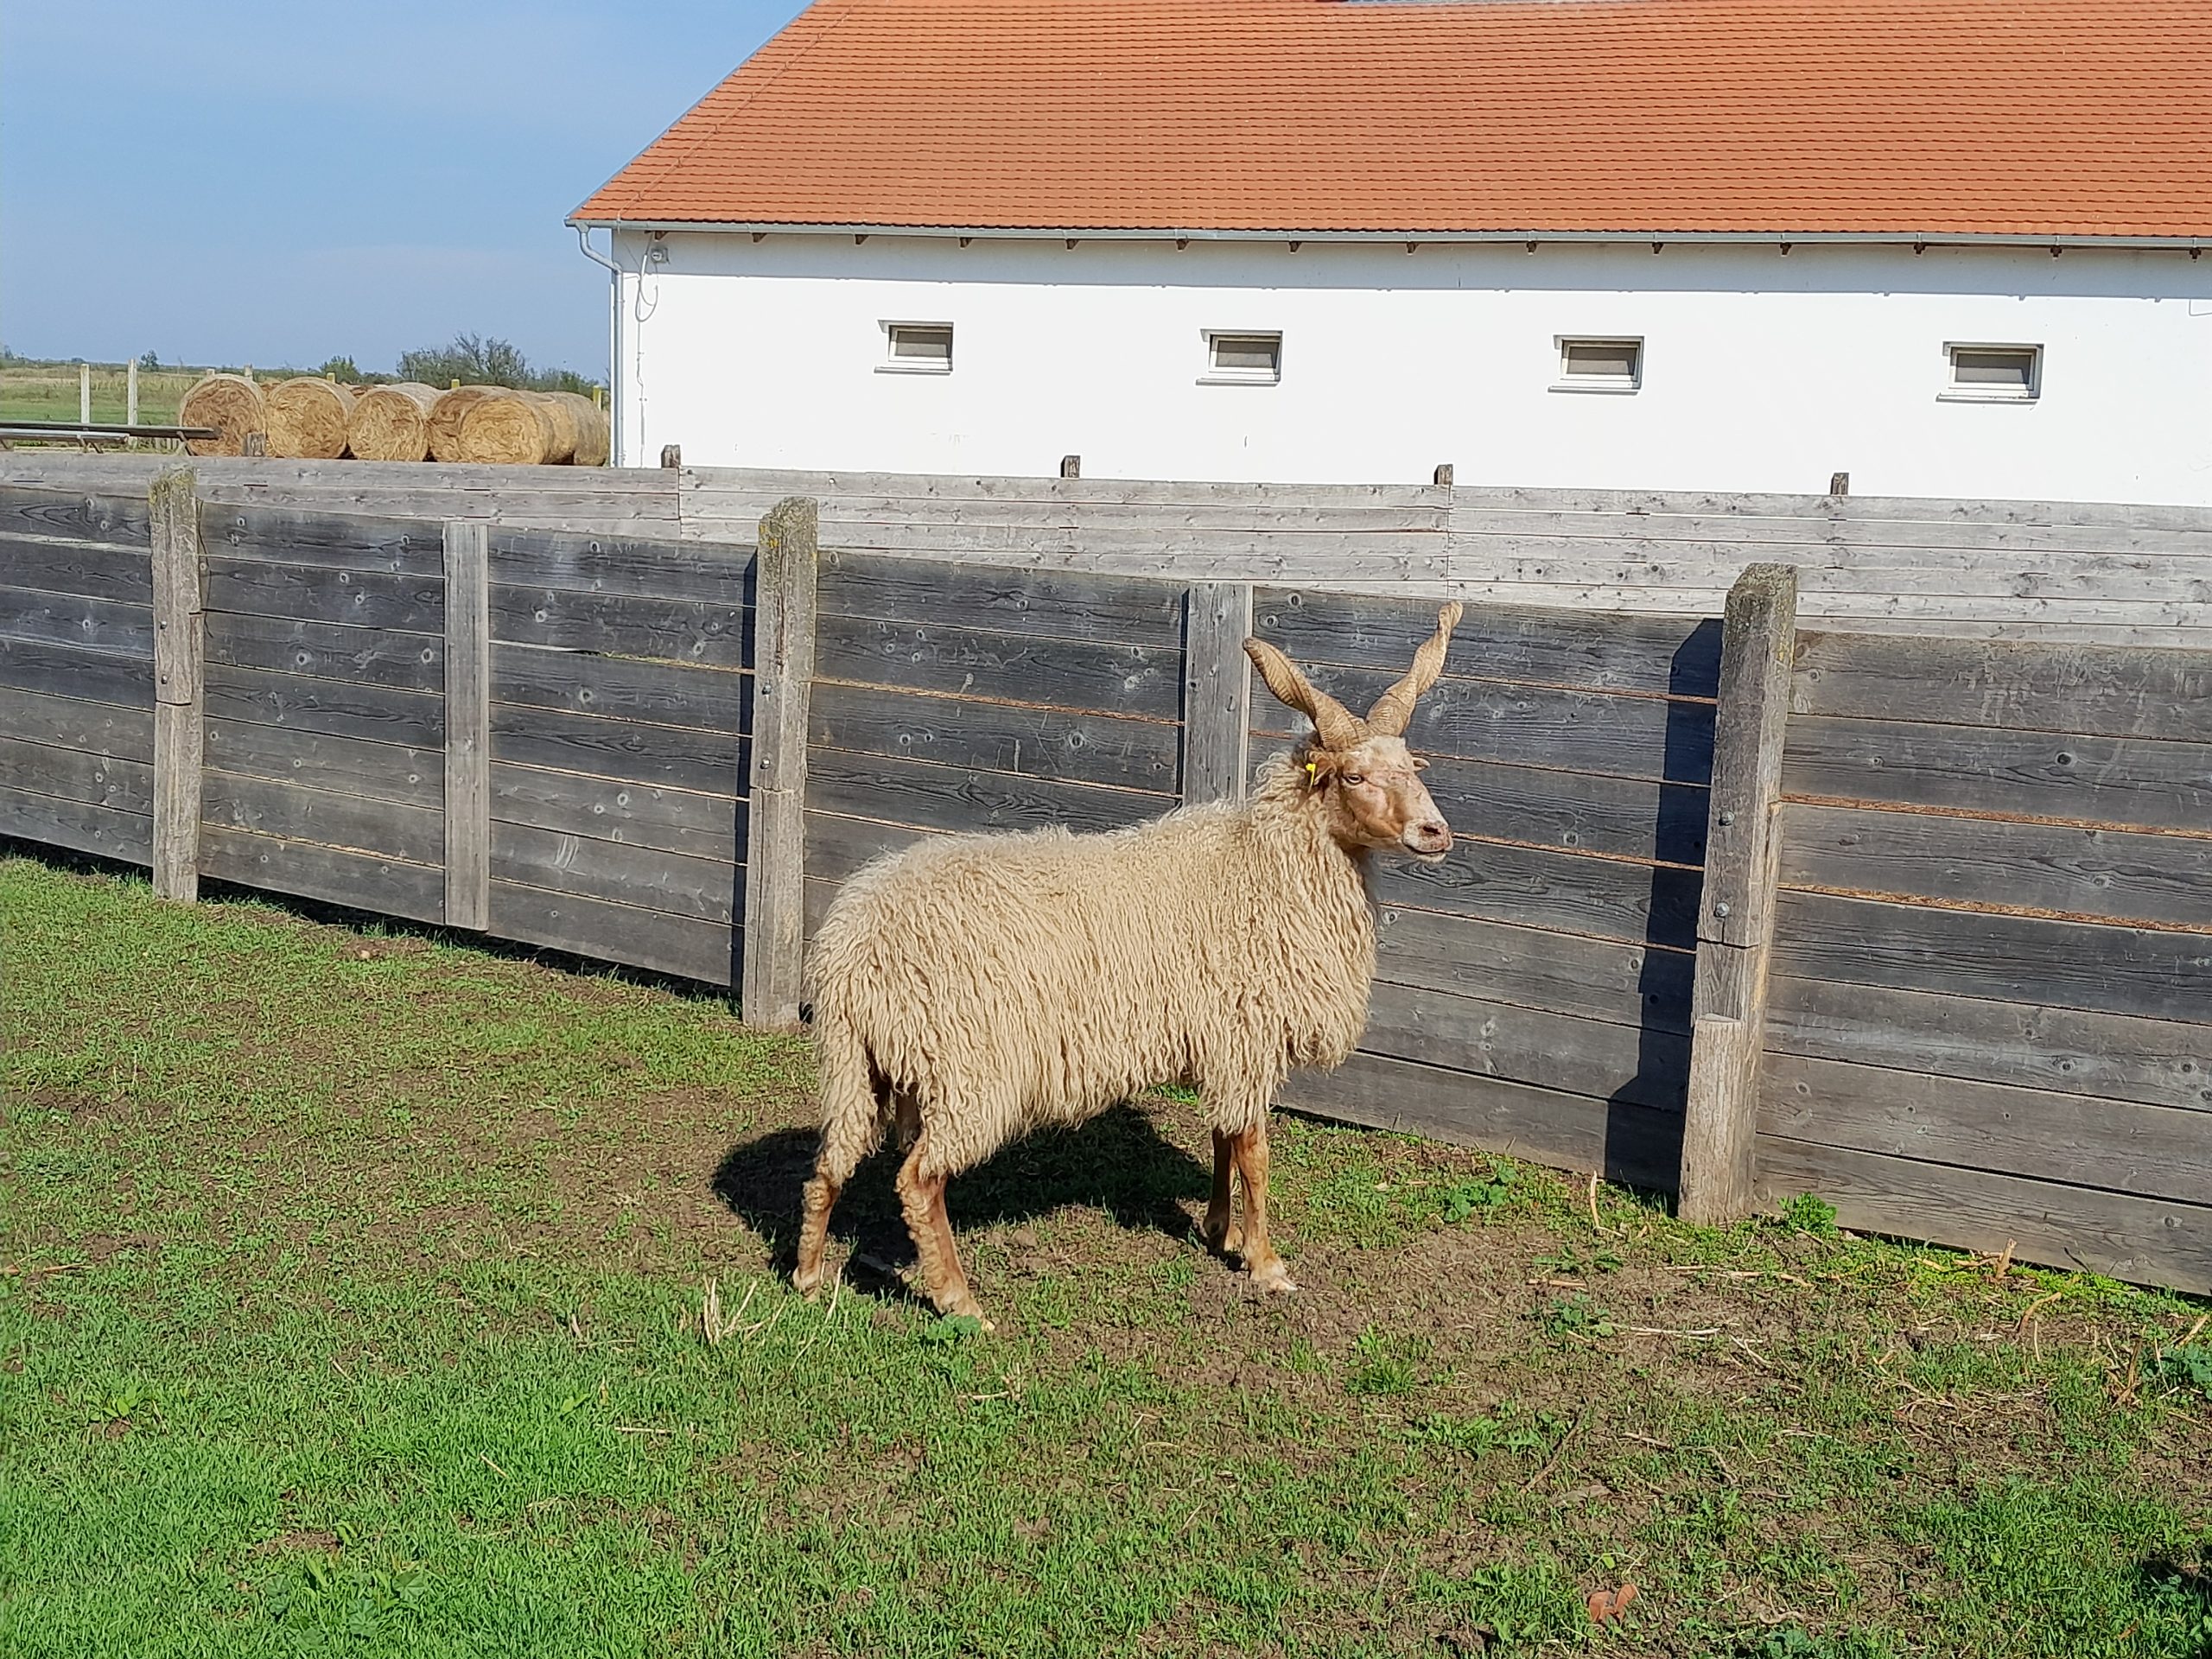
left=607, top=232, right=2212, bottom=504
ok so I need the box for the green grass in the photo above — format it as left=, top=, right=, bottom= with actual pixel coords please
left=0, top=364, right=198, bottom=428
left=3, top=853, right=2208, bottom=1656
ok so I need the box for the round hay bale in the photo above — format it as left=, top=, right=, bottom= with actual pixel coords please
left=346, top=382, right=441, bottom=462
left=264, top=377, right=357, bottom=459
left=427, top=385, right=501, bottom=462
left=177, top=374, right=266, bottom=457
left=525, top=391, right=582, bottom=465
left=458, top=389, right=560, bottom=465
left=540, top=391, right=610, bottom=466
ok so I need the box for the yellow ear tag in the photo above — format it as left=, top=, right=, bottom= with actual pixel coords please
left=1305, top=760, right=1319, bottom=785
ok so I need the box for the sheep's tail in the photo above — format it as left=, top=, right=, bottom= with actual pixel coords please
left=792, top=1006, right=886, bottom=1296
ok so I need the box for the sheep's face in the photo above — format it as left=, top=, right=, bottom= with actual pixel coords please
left=1311, top=734, right=1453, bottom=863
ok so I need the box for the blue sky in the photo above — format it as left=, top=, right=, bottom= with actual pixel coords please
left=1, top=2, right=808, bottom=378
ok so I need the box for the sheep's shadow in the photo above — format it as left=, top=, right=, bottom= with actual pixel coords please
left=712, top=1102, right=1212, bottom=1279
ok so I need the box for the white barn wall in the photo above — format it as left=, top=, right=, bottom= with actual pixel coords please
left=608, top=232, right=2212, bottom=505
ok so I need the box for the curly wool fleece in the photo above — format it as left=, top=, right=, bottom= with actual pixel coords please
left=804, top=747, right=1375, bottom=1182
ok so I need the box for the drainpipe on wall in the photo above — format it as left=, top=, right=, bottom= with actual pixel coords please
left=575, top=225, right=624, bottom=463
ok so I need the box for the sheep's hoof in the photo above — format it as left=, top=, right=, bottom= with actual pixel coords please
left=1249, top=1259, right=1299, bottom=1295
left=938, top=1291, right=997, bottom=1334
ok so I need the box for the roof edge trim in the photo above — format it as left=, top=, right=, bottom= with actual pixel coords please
left=566, top=218, right=2210, bottom=251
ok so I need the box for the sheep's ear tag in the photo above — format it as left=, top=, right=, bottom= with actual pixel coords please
left=1305, top=760, right=1320, bottom=786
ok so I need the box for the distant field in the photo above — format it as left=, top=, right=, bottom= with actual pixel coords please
left=0, top=365, right=199, bottom=429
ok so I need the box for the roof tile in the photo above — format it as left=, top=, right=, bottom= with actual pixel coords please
left=575, top=0, right=2212, bottom=238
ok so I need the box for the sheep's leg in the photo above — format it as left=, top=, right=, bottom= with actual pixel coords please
left=793, top=1163, right=845, bottom=1299
left=895, top=1145, right=995, bottom=1332
left=1204, top=1128, right=1243, bottom=1255
left=1231, top=1125, right=1297, bottom=1294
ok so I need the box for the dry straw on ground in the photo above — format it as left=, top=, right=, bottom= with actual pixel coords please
left=264, top=378, right=356, bottom=460
left=345, top=382, right=441, bottom=462
left=177, top=375, right=266, bottom=457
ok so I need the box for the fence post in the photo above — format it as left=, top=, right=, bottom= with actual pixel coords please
left=741, top=497, right=819, bottom=1026
left=1679, top=563, right=1799, bottom=1224
left=80, top=363, right=92, bottom=427
left=149, top=467, right=205, bottom=901
left=442, top=520, right=491, bottom=931
left=127, top=359, right=140, bottom=429
left=1181, top=582, right=1255, bottom=804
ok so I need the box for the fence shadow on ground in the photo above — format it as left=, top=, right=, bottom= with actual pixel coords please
left=712, top=1102, right=1212, bottom=1281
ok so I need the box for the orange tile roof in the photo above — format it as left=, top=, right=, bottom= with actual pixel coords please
left=575, top=0, right=2212, bottom=240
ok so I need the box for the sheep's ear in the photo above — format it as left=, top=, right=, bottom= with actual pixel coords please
left=1364, top=602, right=1463, bottom=737
left=1244, top=638, right=1363, bottom=750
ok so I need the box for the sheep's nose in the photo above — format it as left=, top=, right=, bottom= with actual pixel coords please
left=1406, top=819, right=1452, bottom=855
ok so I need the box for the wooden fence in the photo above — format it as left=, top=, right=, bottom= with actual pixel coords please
left=6, top=453, right=2210, bottom=645
left=2, top=466, right=2206, bottom=1294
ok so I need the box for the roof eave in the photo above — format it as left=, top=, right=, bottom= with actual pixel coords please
left=567, top=216, right=2211, bottom=251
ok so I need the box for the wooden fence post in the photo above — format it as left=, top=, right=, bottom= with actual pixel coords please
left=149, top=467, right=206, bottom=901
left=1181, top=582, right=1255, bottom=804
left=442, top=520, right=491, bottom=931
left=1679, top=563, right=1799, bottom=1224
left=741, top=497, right=819, bottom=1027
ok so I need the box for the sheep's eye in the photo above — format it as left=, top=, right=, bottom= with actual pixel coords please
left=1343, top=773, right=1364, bottom=786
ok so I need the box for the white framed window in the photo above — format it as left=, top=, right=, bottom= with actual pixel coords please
left=1200, top=330, right=1283, bottom=385
left=880, top=321, right=953, bottom=373
left=1553, top=336, right=1643, bottom=393
left=1942, top=341, right=2040, bottom=403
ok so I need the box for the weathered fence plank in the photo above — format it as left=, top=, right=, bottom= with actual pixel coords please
left=1778, top=801, right=2212, bottom=932
left=1361, top=982, right=1692, bottom=1112
left=1761, top=1052, right=2212, bottom=1200
left=487, top=880, right=734, bottom=985
left=488, top=585, right=748, bottom=668
left=489, top=762, right=743, bottom=863
left=807, top=748, right=1163, bottom=839
left=202, top=772, right=444, bottom=866
left=817, top=550, right=1185, bottom=647
left=1771, top=889, right=2212, bottom=1026
left=0, top=738, right=151, bottom=814
left=1791, top=631, right=2212, bottom=741
left=442, top=521, right=488, bottom=931
left=207, top=610, right=443, bottom=693
left=1781, top=714, right=2212, bottom=832
left=0, top=636, right=154, bottom=708
left=1754, top=1137, right=2212, bottom=1292
left=1680, top=563, right=1799, bottom=1224
left=205, top=557, right=444, bottom=632
left=492, top=641, right=747, bottom=731
left=1281, top=1052, right=1684, bottom=1192
left=1181, top=582, right=1253, bottom=804
left=1253, top=588, right=1724, bottom=698
left=814, top=613, right=1183, bottom=720
left=0, top=586, right=154, bottom=655
left=1254, top=670, right=1716, bottom=784
left=741, top=498, right=817, bottom=1027
left=0, top=684, right=153, bottom=760
left=0, top=534, right=155, bottom=604
left=810, top=678, right=1179, bottom=793
left=491, top=821, right=738, bottom=925
left=204, top=718, right=439, bottom=810
left=489, top=704, right=741, bottom=796
left=199, top=823, right=443, bottom=924
left=1370, top=841, right=1703, bottom=952
left=1375, top=906, right=1696, bottom=1034
left=149, top=467, right=205, bottom=901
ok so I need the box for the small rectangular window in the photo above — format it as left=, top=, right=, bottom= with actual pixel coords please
left=880, top=321, right=953, bottom=373
left=1554, top=337, right=1643, bottom=392
left=1943, top=342, right=2040, bottom=402
left=1202, top=330, right=1282, bottom=384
